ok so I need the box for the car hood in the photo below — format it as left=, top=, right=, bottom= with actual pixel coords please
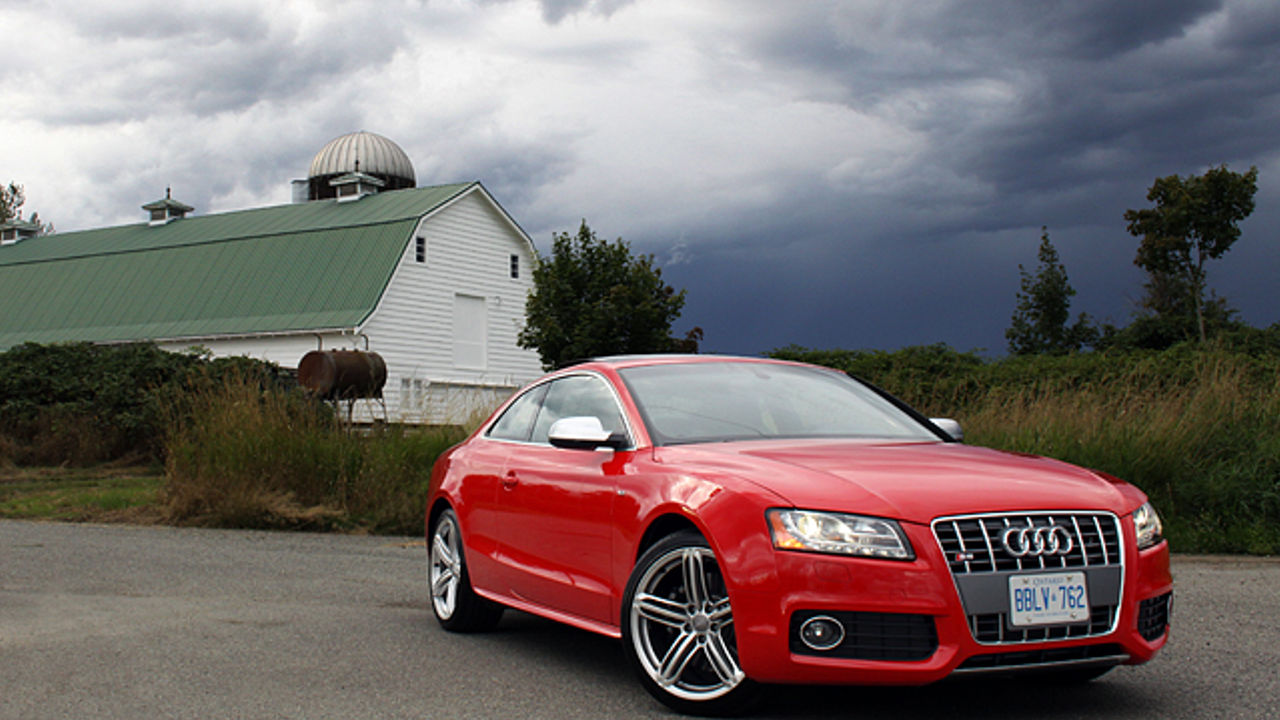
left=652, top=439, right=1132, bottom=525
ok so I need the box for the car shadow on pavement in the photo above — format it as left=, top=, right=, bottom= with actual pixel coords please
left=474, top=609, right=636, bottom=680
left=756, top=674, right=1167, bottom=719
left=421, top=609, right=1174, bottom=719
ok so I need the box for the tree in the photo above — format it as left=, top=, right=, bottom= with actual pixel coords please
left=519, top=221, right=690, bottom=369
left=1006, top=227, right=1096, bottom=355
left=1124, top=164, right=1258, bottom=343
left=1, top=182, right=24, bottom=223
left=1131, top=269, right=1235, bottom=347
left=0, top=181, right=52, bottom=235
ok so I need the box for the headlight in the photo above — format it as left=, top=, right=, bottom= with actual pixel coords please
left=767, top=509, right=915, bottom=560
left=1133, top=501, right=1164, bottom=550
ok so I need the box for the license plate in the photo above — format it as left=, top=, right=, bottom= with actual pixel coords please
left=1008, top=572, right=1090, bottom=626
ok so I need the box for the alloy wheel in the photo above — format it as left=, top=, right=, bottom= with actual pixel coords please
left=430, top=512, right=462, bottom=620
left=628, top=544, right=746, bottom=702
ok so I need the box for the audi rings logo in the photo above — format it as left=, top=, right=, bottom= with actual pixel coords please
left=1000, top=525, right=1074, bottom=558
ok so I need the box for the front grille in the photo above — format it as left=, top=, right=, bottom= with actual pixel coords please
left=1137, top=592, right=1172, bottom=641
left=956, top=643, right=1128, bottom=672
left=933, top=512, right=1125, bottom=645
left=789, top=610, right=938, bottom=661
left=934, top=512, right=1122, bottom=575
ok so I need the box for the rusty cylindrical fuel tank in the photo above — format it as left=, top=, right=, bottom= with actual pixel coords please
left=298, top=350, right=387, bottom=400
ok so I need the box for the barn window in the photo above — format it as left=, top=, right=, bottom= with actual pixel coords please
left=415, top=237, right=426, bottom=263
left=400, top=378, right=428, bottom=418
left=510, top=254, right=519, bottom=279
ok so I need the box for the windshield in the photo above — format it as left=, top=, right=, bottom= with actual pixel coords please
left=618, top=361, right=940, bottom=446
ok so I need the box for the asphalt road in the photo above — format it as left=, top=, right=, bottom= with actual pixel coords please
left=1, top=520, right=1277, bottom=719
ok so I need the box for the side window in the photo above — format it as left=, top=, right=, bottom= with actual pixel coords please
left=530, top=375, right=628, bottom=445
left=487, top=384, right=548, bottom=442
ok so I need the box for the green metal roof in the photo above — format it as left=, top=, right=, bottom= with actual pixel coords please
left=0, top=183, right=474, bottom=349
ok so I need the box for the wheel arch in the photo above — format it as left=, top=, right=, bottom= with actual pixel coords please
left=635, top=512, right=703, bottom=562
left=427, top=496, right=453, bottom=536
left=628, top=483, right=783, bottom=595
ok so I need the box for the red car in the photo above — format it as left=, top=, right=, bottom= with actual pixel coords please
left=425, top=355, right=1172, bottom=715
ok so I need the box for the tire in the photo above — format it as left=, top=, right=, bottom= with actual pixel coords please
left=621, top=531, right=760, bottom=716
left=428, top=508, right=504, bottom=632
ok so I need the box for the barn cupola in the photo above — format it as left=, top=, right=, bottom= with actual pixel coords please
left=329, top=160, right=387, bottom=202
left=142, top=188, right=194, bottom=226
left=303, top=131, right=415, bottom=202
left=0, top=212, right=41, bottom=245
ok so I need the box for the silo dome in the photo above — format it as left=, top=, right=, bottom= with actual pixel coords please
left=306, top=131, right=416, bottom=200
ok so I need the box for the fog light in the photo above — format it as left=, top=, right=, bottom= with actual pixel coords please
left=799, top=615, right=845, bottom=651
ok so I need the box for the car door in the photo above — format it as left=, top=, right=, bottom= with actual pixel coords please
left=493, top=373, right=633, bottom=625
left=451, top=382, right=549, bottom=590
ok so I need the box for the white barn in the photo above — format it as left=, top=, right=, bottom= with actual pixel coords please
left=0, top=132, right=544, bottom=423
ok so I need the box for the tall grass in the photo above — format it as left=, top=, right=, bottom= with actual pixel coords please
left=168, top=348, right=1279, bottom=550
left=773, top=343, right=1280, bottom=555
left=163, top=373, right=467, bottom=534
left=962, top=353, right=1280, bottom=554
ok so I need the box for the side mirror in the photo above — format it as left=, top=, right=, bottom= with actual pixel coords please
left=930, top=418, right=964, bottom=442
left=548, top=416, right=627, bottom=451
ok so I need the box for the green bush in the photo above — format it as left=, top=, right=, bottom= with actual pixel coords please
left=770, top=340, right=1280, bottom=554
left=0, top=342, right=286, bottom=465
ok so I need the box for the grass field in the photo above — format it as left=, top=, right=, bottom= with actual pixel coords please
left=0, top=465, right=163, bottom=523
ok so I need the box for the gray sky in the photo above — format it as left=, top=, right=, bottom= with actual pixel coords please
left=3, top=0, right=1277, bottom=355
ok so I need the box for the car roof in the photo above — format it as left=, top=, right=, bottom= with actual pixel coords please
left=561, top=354, right=807, bottom=371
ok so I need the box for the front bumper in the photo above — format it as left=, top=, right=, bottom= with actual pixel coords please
left=729, top=521, right=1173, bottom=686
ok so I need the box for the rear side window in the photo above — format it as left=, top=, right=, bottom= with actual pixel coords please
left=487, top=384, right=548, bottom=442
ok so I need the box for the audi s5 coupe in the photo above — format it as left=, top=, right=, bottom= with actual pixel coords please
left=425, top=355, right=1172, bottom=715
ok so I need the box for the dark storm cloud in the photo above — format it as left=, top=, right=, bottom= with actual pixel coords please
left=740, top=1, right=1224, bottom=91
left=628, top=0, right=1279, bottom=354
left=729, top=0, right=1278, bottom=201
left=661, top=224, right=1034, bottom=355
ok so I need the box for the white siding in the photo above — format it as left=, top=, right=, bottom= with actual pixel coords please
left=360, top=186, right=542, bottom=423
